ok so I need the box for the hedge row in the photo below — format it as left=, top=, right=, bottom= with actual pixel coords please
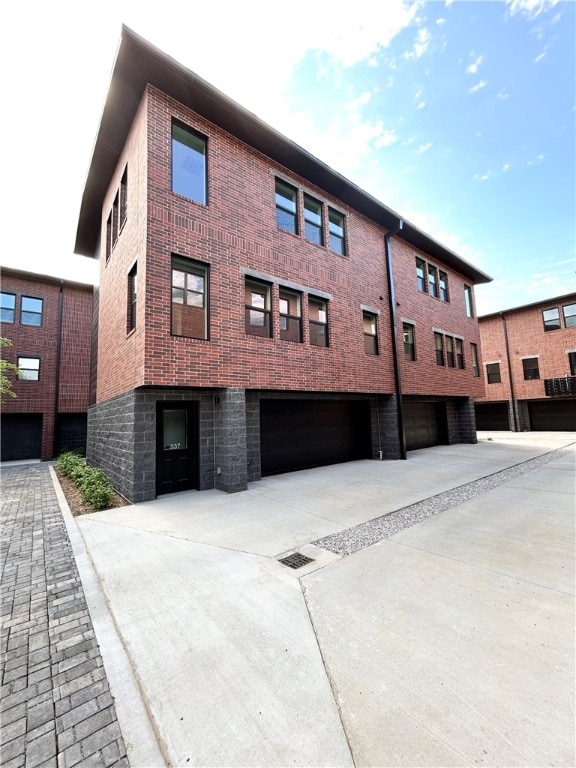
left=57, top=451, right=115, bottom=510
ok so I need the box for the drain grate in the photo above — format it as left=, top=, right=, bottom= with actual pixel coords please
left=278, top=552, right=315, bottom=569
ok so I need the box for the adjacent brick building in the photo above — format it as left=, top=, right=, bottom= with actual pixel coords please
left=0, top=268, right=94, bottom=460
left=475, top=294, right=576, bottom=431
left=74, top=27, right=492, bottom=502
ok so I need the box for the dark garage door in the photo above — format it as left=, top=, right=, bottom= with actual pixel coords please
left=260, top=399, right=371, bottom=476
left=1, top=414, right=43, bottom=461
left=404, top=400, right=447, bottom=451
left=475, top=402, right=510, bottom=430
left=528, top=400, right=576, bottom=431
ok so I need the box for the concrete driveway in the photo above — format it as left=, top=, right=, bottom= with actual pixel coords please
left=71, top=433, right=575, bottom=767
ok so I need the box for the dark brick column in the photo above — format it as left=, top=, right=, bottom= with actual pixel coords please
left=456, top=397, right=478, bottom=444
left=214, top=388, right=248, bottom=493
left=245, top=392, right=261, bottom=483
left=516, top=400, right=530, bottom=431
left=374, top=395, right=401, bottom=459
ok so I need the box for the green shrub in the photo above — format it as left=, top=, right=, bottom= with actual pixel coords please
left=57, top=451, right=86, bottom=479
left=57, top=451, right=114, bottom=510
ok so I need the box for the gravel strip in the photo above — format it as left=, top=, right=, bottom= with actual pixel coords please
left=313, top=444, right=575, bottom=556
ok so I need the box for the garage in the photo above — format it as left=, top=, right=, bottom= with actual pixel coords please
left=474, top=402, right=510, bottom=431
left=528, top=399, right=576, bottom=431
left=55, top=413, right=88, bottom=456
left=260, top=399, right=371, bottom=476
left=1, top=414, right=43, bottom=461
left=404, top=400, right=447, bottom=451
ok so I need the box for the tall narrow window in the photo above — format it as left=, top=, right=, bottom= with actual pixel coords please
left=279, top=288, right=302, bottom=342
left=455, top=338, right=465, bottom=369
left=363, top=312, right=378, bottom=355
left=275, top=179, right=298, bottom=234
left=562, top=303, right=576, bottom=328
left=569, top=351, right=576, bottom=376
left=471, top=343, right=479, bottom=377
left=522, top=357, right=540, bottom=380
left=171, top=256, right=208, bottom=339
left=542, top=307, right=560, bottom=331
left=245, top=279, right=272, bottom=338
left=445, top=335, right=455, bottom=367
left=106, top=212, right=113, bottom=261
left=464, top=285, right=474, bottom=318
left=1, top=292, right=16, bottom=323
left=403, top=322, right=415, bottom=361
left=328, top=208, right=345, bottom=255
left=434, top=332, right=444, bottom=366
left=119, top=167, right=128, bottom=232
left=428, top=265, right=439, bottom=298
left=17, top=356, right=40, bottom=381
left=486, top=362, right=501, bottom=384
left=304, top=194, right=323, bottom=246
left=439, top=271, right=449, bottom=302
left=21, top=297, right=43, bottom=326
left=309, top=297, right=328, bottom=347
left=128, top=263, right=137, bottom=333
left=172, top=123, right=207, bottom=205
left=416, top=258, right=426, bottom=292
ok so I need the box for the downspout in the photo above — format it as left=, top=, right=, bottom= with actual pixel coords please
left=385, top=220, right=406, bottom=459
left=52, top=282, right=64, bottom=458
left=501, top=312, right=518, bottom=431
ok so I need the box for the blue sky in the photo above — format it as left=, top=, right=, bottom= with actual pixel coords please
left=2, top=0, right=574, bottom=314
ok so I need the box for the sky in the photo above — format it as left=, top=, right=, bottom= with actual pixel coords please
left=1, top=0, right=574, bottom=315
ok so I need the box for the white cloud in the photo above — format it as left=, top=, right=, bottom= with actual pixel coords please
left=497, top=90, right=510, bottom=100
left=534, top=51, right=547, bottom=62
left=417, top=101, right=427, bottom=109
left=417, top=143, right=432, bottom=153
left=528, top=154, right=545, bottom=165
left=436, top=18, right=446, bottom=25
left=502, top=163, right=511, bottom=172
left=466, top=54, right=483, bottom=74
left=469, top=80, right=488, bottom=93
left=506, top=0, right=560, bottom=19
left=404, top=27, right=431, bottom=61
left=374, top=129, right=399, bottom=148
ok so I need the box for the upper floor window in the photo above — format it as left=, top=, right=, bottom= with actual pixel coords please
left=328, top=208, right=345, bottom=255
left=416, top=258, right=426, bottom=292
left=522, top=357, right=540, bottom=380
left=106, top=166, right=128, bottom=261
left=171, top=256, right=208, bottom=339
left=563, top=303, right=576, bottom=328
left=279, top=288, right=302, bottom=342
left=304, top=194, right=323, bottom=246
left=275, top=179, right=298, bottom=234
left=1, top=292, right=15, bottom=323
left=439, top=271, right=449, bottom=302
left=363, top=312, right=378, bottom=355
left=128, top=263, right=137, bottom=333
left=403, top=322, right=415, bottom=360
left=245, top=279, right=272, bottom=338
left=21, top=297, right=43, bottom=326
left=445, top=335, right=455, bottom=368
left=428, top=265, right=439, bottom=298
left=542, top=307, right=560, bottom=331
left=17, top=356, right=40, bottom=381
left=172, top=123, right=207, bottom=205
left=486, top=362, right=501, bottom=384
left=434, top=332, right=444, bottom=366
left=470, top=343, right=479, bottom=377
left=464, top=285, right=474, bottom=318
left=569, top=351, right=576, bottom=376
left=455, top=338, right=465, bottom=369
left=309, top=297, right=328, bottom=347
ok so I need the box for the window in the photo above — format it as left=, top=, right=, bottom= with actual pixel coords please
left=403, top=322, right=415, bottom=361
left=279, top=288, right=302, bottom=342
left=542, top=307, right=560, bottom=331
left=171, top=256, right=208, bottom=339
left=17, top=356, right=40, bottom=381
left=563, top=303, right=576, bottom=328
left=522, top=357, right=540, bottom=380
left=470, top=343, right=479, bottom=377
left=455, top=338, right=465, bottom=369
left=105, top=167, right=128, bottom=261
left=486, top=362, right=501, bottom=384
left=434, top=332, right=444, bottom=366
left=428, top=265, right=439, bottom=298
left=309, top=297, right=328, bottom=347
left=119, top=167, right=128, bottom=232
left=275, top=179, right=298, bottom=234
left=172, top=123, right=207, bottom=205
left=569, top=351, right=576, bottom=376
left=363, top=312, right=378, bottom=355
left=304, top=194, right=323, bottom=246
left=128, top=263, right=137, bottom=333
left=245, top=279, right=272, bottom=338
left=21, top=297, right=43, bottom=326
left=464, top=285, right=474, bottom=318
left=328, top=208, right=345, bottom=255
left=416, top=258, right=426, bottom=292
left=445, top=335, right=455, bottom=367
left=1, top=292, right=15, bottom=323
left=439, top=271, right=449, bottom=302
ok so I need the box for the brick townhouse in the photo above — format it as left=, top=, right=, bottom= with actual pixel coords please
left=0, top=268, right=93, bottom=461
left=475, top=294, right=576, bottom=431
left=73, top=27, right=491, bottom=502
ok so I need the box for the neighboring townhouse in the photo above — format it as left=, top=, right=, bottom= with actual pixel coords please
left=0, top=268, right=93, bottom=461
left=475, top=293, right=576, bottom=431
left=73, top=27, right=491, bottom=503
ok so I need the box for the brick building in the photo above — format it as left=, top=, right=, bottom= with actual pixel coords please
left=74, top=27, right=491, bottom=502
left=0, top=268, right=94, bottom=460
left=475, top=294, right=576, bottom=431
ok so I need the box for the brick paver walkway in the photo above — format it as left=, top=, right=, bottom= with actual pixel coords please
left=1, top=464, right=128, bottom=768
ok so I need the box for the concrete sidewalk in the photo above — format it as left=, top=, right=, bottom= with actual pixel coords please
left=73, top=432, right=575, bottom=767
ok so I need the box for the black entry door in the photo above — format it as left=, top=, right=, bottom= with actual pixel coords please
left=156, top=403, right=199, bottom=495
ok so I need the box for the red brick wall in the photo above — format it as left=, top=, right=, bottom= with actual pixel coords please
left=478, top=295, right=576, bottom=402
